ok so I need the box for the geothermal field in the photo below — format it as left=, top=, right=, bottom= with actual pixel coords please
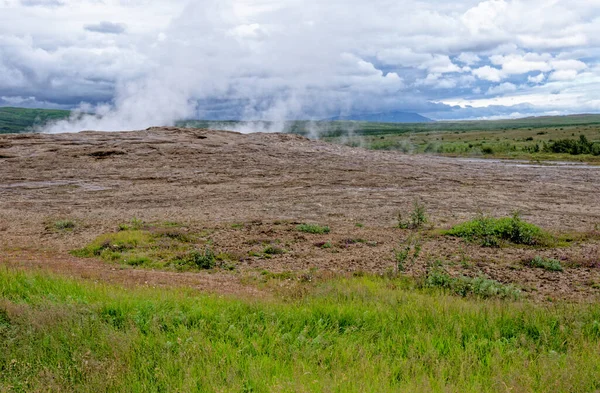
left=1, top=127, right=599, bottom=300
left=2, top=126, right=600, bottom=391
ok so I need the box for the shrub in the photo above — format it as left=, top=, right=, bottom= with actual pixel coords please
left=398, top=200, right=428, bottom=230
left=545, top=135, right=599, bottom=155
left=175, top=248, right=216, bottom=270
left=425, top=269, right=521, bottom=299
left=263, top=245, right=286, bottom=255
left=394, top=235, right=422, bottom=272
left=445, top=212, right=548, bottom=247
left=54, top=220, right=75, bottom=231
left=297, top=224, right=330, bottom=234
left=529, top=256, right=563, bottom=272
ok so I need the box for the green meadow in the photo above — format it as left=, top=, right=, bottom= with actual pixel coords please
left=2, top=268, right=600, bottom=392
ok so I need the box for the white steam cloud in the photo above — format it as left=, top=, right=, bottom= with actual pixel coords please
left=41, top=0, right=407, bottom=133
left=27, top=0, right=600, bottom=133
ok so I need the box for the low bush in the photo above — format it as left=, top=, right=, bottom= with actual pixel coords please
left=425, top=269, right=521, bottom=299
left=53, top=220, right=76, bottom=231
left=545, top=135, right=600, bottom=156
left=529, top=256, right=563, bottom=272
left=394, top=235, right=422, bottom=272
left=174, top=248, right=216, bottom=270
left=398, top=200, right=428, bottom=230
left=297, top=224, right=330, bottom=234
left=445, top=212, right=549, bottom=247
left=263, top=245, right=286, bottom=255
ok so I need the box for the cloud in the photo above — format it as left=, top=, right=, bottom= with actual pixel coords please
left=20, top=0, right=63, bottom=7
left=528, top=73, right=545, bottom=84
left=549, top=69, right=579, bottom=81
left=1, top=0, right=600, bottom=129
left=456, top=52, right=481, bottom=65
left=473, top=66, right=504, bottom=82
left=486, top=82, right=517, bottom=95
left=84, top=22, right=126, bottom=35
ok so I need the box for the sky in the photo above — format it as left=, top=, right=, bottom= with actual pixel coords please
left=1, top=0, right=600, bottom=131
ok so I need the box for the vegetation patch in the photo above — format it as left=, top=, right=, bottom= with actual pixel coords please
left=394, top=235, right=422, bottom=272
left=296, top=223, right=330, bottom=234
left=172, top=248, right=216, bottom=270
left=71, top=220, right=225, bottom=271
left=445, top=212, right=550, bottom=247
left=397, top=200, right=427, bottom=230
left=424, top=268, right=521, bottom=299
left=0, top=107, right=70, bottom=134
left=528, top=256, right=564, bottom=272
left=48, top=219, right=77, bottom=232
left=263, top=244, right=286, bottom=255
left=546, top=135, right=600, bottom=156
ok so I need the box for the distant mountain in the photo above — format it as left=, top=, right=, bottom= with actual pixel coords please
left=328, top=111, right=433, bottom=123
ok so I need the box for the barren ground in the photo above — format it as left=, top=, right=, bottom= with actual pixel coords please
left=1, top=127, right=599, bottom=300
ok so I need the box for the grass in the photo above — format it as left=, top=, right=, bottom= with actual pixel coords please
left=445, top=212, right=551, bottom=247
left=317, top=117, right=600, bottom=164
left=528, top=256, right=564, bottom=272
left=53, top=220, right=76, bottom=231
left=0, top=107, right=70, bottom=134
left=70, top=221, right=223, bottom=271
left=262, top=245, right=286, bottom=255
left=296, top=223, right=330, bottom=234
left=2, top=268, right=600, bottom=392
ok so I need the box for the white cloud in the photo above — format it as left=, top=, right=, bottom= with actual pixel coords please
left=549, top=69, right=579, bottom=81
left=490, top=53, right=553, bottom=75
left=0, top=0, right=600, bottom=128
left=473, top=66, right=504, bottom=82
left=486, top=82, right=517, bottom=95
left=456, top=52, right=481, bottom=65
left=528, top=73, right=545, bottom=84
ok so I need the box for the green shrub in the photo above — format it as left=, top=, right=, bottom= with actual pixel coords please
left=54, top=220, right=75, bottom=231
left=263, top=245, right=286, bottom=255
left=297, top=224, right=330, bottom=234
left=425, top=269, right=521, bottom=299
left=398, top=200, right=428, bottom=230
left=545, top=135, right=599, bottom=155
left=529, top=256, right=563, bottom=272
left=174, top=248, right=215, bottom=270
left=445, top=212, right=548, bottom=247
left=394, top=235, right=422, bottom=272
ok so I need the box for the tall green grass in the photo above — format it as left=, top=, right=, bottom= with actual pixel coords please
left=1, top=268, right=600, bottom=392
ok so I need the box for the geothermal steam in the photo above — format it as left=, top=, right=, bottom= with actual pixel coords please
left=41, top=0, right=409, bottom=133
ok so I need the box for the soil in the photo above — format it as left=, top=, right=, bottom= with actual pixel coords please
left=1, top=127, right=599, bottom=301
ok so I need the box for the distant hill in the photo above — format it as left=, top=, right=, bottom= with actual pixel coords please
left=328, top=111, right=433, bottom=123
left=0, top=107, right=71, bottom=134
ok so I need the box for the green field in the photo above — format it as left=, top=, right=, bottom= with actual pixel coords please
left=184, top=116, right=600, bottom=163
left=2, top=268, right=600, bottom=392
left=0, top=107, right=70, bottom=134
